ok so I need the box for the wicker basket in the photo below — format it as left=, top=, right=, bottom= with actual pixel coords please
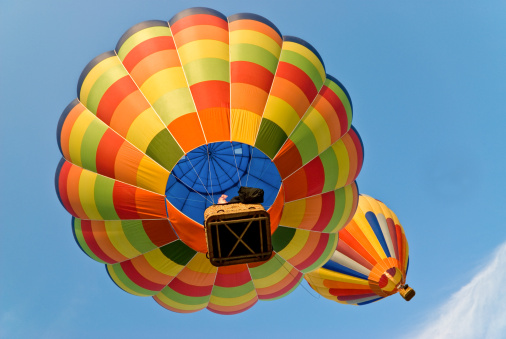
left=204, top=203, right=272, bottom=267
left=398, top=284, right=416, bottom=301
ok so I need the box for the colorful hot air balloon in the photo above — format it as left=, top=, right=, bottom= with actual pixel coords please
left=305, top=194, right=414, bottom=305
left=55, top=7, right=364, bottom=315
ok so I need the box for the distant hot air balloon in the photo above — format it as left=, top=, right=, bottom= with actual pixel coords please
left=305, top=194, right=414, bottom=305
left=55, top=7, right=364, bottom=314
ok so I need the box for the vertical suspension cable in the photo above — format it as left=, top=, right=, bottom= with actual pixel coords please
left=184, top=150, right=214, bottom=203
left=167, top=171, right=213, bottom=205
left=205, top=143, right=215, bottom=203
left=230, top=142, right=243, bottom=188
left=245, top=145, right=255, bottom=187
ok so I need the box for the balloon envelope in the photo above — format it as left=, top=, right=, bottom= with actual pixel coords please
left=55, top=7, right=364, bottom=314
left=305, top=194, right=411, bottom=305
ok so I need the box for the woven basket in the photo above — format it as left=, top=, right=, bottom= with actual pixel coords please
left=204, top=203, right=271, bottom=266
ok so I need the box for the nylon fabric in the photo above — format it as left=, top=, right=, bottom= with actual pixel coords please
left=305, top=195, right=411, bottom=305
left=55, top=7, right=365, bottom=315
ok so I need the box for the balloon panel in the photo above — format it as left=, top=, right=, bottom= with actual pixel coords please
left=169, top=8, right=230, bottom=143
left=116, top=20, right=206, bottom=153
left=229, top=13, right=283, bottom=145
left=254, top=36, right=326, bottom=159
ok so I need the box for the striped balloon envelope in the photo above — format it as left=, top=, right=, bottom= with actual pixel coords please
left=55, top=7, right=364, bottom=315
left=305, top=194, right=413, bottom=305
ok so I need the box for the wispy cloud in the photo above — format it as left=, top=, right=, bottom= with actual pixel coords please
left=410, top=242, right=506, bottom=339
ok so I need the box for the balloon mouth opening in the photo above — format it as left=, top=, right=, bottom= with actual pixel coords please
left=378, top=267, right=402, bottom=289
left=165, top=142, right=282, bottom=224
left=369, top=263, right=406, bottom=297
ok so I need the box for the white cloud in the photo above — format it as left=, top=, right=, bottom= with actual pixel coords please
left=410, top=242, right=506, bottom=339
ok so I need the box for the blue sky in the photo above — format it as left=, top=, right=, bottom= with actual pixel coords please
left=1, top=0, right=505, bottom=338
